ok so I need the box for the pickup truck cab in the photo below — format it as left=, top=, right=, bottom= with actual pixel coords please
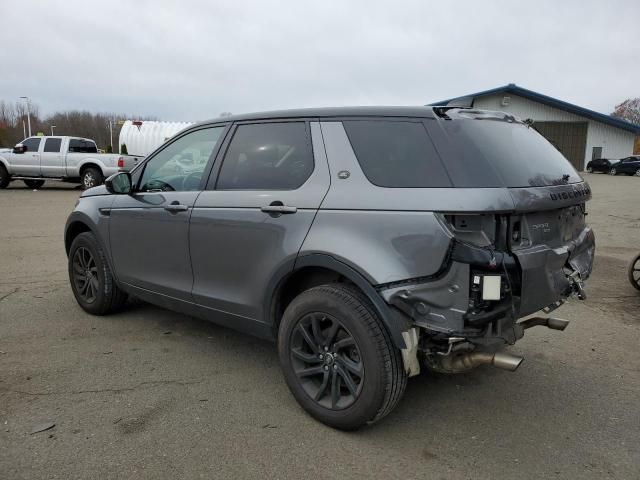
left=0, top=136, right=143, bottom=189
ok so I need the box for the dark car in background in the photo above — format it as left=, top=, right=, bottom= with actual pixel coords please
left=585, top=158, right=612, bottom=174
left=609, top=156, right=640, bottom=176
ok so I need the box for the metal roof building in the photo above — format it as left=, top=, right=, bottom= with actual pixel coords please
left=430, top=84, right=640, bottom=171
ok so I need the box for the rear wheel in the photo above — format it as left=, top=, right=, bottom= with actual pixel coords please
left=68, top=232, right=127, bottom=315
left=629, top=254, right=640, bottom=291
left=23, top=179, right=45, bottom=189
left=586, top=165, right=593, bottom=173
left=634, top=168, right=640, bottom=177
left=81, top=167, right=103, bottom=189
left=0, top=164, right=10, bottom=188
left=609, top=167, right=618, bottom=176
left=278, top=283, right=407, bottom=430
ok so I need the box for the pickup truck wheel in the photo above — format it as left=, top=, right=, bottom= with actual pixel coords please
left=0, top=164, right=10, bottom=188
left=23, top=179, right=45, bottom=189
left=81, top=167, right=103, bottom=189
left=68, top=232, right=127, bottom=315
left=278, top=283, right=407, bottom=430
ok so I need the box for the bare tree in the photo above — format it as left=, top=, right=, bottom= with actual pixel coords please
left=0, top=99, right=157, bottom=148
left=611, top=98, right=640, bottom=125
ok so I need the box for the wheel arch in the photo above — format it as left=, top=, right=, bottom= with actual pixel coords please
left=79, top=161, right=104, bottom=177
left=267, top=254, right=408, bottom=348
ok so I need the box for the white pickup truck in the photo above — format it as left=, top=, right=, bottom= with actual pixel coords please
left=0, top=136, right=143, bottom=189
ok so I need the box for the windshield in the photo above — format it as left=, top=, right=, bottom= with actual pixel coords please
left=434, top=117, right=583, bottom=188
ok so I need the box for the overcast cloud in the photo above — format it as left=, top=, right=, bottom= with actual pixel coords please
left=1, top=0, right=638, bottom=122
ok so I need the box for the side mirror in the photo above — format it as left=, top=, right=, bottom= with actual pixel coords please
left=13, top=144, right=25, bottom=154
left=105, top=172, right=132, bottom=194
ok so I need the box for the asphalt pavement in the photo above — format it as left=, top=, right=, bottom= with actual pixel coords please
left=0, top=174, right=639, bottom=479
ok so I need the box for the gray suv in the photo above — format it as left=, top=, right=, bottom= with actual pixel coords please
left=65, top=107, right=595, bottom=430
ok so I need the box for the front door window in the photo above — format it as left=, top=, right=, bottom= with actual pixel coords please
left=139, top=127, right=225, bottom=192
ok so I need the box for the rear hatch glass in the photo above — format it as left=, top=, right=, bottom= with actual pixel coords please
left=343, top=110, right=583, bottom=188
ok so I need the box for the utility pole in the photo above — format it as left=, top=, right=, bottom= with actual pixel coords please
left=109, top=119, right=114, bottom=152
left=22, top=120, right=26, bottom=139
left=51, top=125, right=56, bottom=136
left=19, top=96, right=31, bottom=137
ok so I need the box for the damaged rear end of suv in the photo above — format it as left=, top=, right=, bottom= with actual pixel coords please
left=372, top=108, right=595, bottom=375
left=293, top=106, right=594, bottom=427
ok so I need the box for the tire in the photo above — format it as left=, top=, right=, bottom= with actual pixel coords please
left=0, top=163, right=10, bottom=188
left=635, top=168, right=640, bottom=177
left=81, top=167, right=103, bottom=189
left=585, top=165, right=593, bottom=173
left=68, top=232, right=127, bottom=315
left=23, top=179, right=45, bottom=189
left=278, top=283, right=407, bottom=430
left=609, top=168, right=617, bottom=176
left=629, top=254, right=640, bottom=291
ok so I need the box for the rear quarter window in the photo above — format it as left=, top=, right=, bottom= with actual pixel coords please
left=343, top=120, right=452, bottom=188
left=69, top=139, right=98, bottom=153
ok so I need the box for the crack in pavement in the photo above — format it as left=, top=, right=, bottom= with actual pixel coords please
left=0, top=379, right=203, bottom=397
left=0, top=288, right=20, bottom=302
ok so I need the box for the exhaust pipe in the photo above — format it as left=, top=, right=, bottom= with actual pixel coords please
left=439, top=351, right=524, bottom=372
left=519, top=316, right=570, bottom=331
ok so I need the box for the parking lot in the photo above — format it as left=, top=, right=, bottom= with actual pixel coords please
left=0, top=173, right=638, bottom=479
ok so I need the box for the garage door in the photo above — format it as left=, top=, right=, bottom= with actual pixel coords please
left=533, top=121, right=588, bottom=171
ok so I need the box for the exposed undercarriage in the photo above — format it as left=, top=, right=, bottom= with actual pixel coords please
left=382, top=206, right=595, bottom=376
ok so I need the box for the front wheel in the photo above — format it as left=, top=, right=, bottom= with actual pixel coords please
left=23, top=179, right=45, bottom=189
left=586, top=165, right=593, bottom=173
left=68, top=232, right=127, bottom=315
left=0, top=164, right=10, bottom=188
left=609, top=168, right=618, bottom=176
left=81, top=167, right=103, bottom=189
left=278, top=283, right=407, bottom=430
left=634, top=168, right=640, bottom=177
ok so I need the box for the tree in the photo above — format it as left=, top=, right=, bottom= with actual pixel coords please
left=611, top=98, right=640, bottom=125
left=121, top=144, right=128, bottom=154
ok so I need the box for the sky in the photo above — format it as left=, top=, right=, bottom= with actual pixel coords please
left=2, top=0, right=639, bottom=122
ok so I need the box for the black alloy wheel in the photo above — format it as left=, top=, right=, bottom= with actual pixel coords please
left=68, top=232, right=127, bottom=314
left=290, top=312, right=364, bottom=410
left=629, top=254, right=640, bottom=291
left=72, top=246, right=99, bottom=304
left=278, top=283, right=407, bottom=430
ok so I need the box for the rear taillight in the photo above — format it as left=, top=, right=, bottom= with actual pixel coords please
left=117, top=157, right=124, bottom=168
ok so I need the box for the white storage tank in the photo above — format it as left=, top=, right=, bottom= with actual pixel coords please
left=118, top=120, right=194, bottom=156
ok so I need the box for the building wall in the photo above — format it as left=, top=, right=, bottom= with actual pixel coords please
left=472, top=93, right=636, bottom=169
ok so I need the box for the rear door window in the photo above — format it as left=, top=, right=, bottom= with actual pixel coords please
left=215, top=122, right=314, bottom=190
left=342, top=120, right=452, bottom=188
left=44, top=138, right=62, bottom=152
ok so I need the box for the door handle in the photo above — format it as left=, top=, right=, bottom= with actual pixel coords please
left=261, top=204, right=297, bottom=215
left=164, top=203, right=189, bottom=213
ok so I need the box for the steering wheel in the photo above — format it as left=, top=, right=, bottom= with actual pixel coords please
left=144, top=179, right=175, bottom=192
left=183, top=171, right=203, bottom=190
